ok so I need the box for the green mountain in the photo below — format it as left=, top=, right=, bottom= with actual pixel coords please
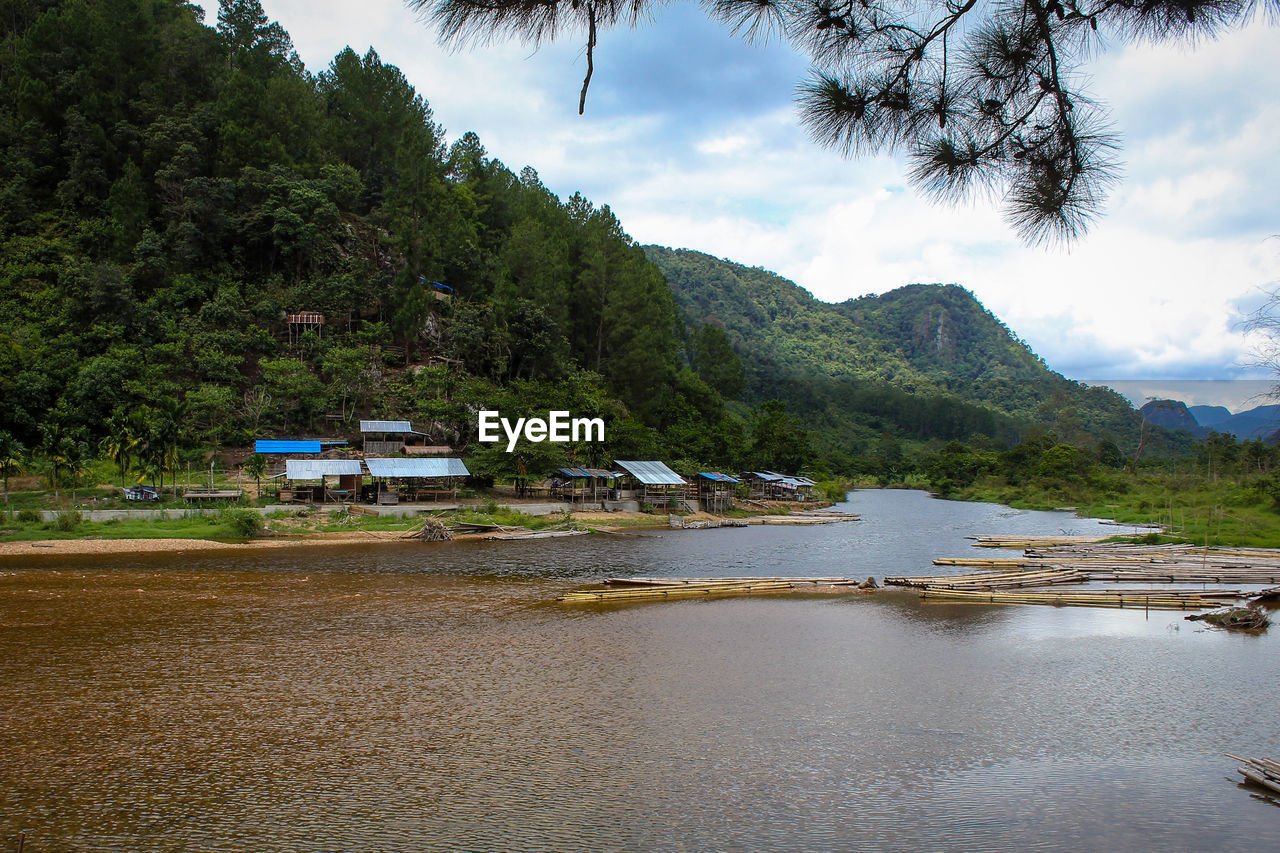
left=645, top=247, right=1142, bottom=454
left=0, top=0, right=1148, bottom=485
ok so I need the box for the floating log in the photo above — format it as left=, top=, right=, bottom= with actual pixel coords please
left=559, top=580, right=797, bottom=602
left=918, top=587, right=1228, bottom=610
left=1227, top=754, right=1280, bottom=795
left=606, top=576, right=860, bottom=587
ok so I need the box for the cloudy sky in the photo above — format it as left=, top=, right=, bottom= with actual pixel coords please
left=246, top=1, right=1278, bottom=400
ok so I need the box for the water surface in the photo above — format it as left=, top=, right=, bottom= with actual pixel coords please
left=2, top=490, right=1276, bottom=851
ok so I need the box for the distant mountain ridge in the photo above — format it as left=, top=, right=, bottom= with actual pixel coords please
left=1143, top=400, right=1280, bottom=441
left=645, top=246, right=1139, bottom=444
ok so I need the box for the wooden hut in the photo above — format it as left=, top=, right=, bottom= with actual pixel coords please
left=741, top=471, right=816, bottom=501
left=614, top=460, right=688, bottom=508
left=552, top=467, right=620, bottom=505
left=364, top=457, right=470, bottom=503
left=360, top=420, right=432, bottom=455
left=281, top=459, right=363, bottom=504
left=695, top=472, right=739, bottom=514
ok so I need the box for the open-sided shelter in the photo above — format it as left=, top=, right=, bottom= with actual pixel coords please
left=281, top=459, right=363, bottom=503
left=695, top=472, right=739, bottom=513
left=364, top=457, right=470, bottom=504
left=552, top=467, right=620, bottom=504
left=613, top=461, right=687, bottom=507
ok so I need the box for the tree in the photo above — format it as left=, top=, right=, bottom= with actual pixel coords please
left=410, top=0, right=1275, bottom=244
left=243, top=453, right=268, bottom=498
left=0, top=432, right=24, bottom=503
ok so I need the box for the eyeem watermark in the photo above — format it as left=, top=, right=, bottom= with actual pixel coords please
left=478, top=411, right=605, bottom=452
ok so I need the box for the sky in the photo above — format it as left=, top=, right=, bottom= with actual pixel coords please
left=239, top=1, right=1278, bottom=405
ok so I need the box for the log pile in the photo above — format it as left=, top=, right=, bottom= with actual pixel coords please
left=1228, top=754, right=1280, bottom=796
left=401, top=518, right=453, bottom=541
left=560, top=576, right=871, bottom=602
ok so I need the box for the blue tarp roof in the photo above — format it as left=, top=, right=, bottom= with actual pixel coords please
left=285, top=459, right=363, bottom=480
left=365, top=457, right=470, bottom=478
left=697, top=472, right=739, bottom=483
left=614, top=460, right=686, bottom=486
left=256, top=440, right=321, bottom=454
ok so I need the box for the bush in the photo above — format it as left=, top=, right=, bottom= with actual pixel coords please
left=54, top=510, right=81, bottom=531
left=17, top=509, right=41, bottom=523
left=222, top=508, right=264, bottom=538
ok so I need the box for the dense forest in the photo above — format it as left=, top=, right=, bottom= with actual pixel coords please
left=0, top=0, right=1189, bottom=493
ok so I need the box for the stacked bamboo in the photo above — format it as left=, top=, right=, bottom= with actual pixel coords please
left=560, top=576, right=868, bottom=602
left=897, top=540, right=1280, bottom=611
left=969, top=534, right=1111, bottom=548
left=919, top=587, right=1238, bottom=610
left=885, top=567, right=1086, bottom=590
left=1228, top=754, right=1280, bottom=796
left=606, top=576, right=859, bottom=587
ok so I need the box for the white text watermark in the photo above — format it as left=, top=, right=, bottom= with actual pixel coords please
left=478, top=411, right=605, bottom=452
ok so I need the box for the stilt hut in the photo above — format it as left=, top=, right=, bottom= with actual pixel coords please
left=696, top=472, right=739, bottom=513
left=614, top=461, right=688, bottom=509
left=741, top=471, right=816, bottom=501
left=282, top=459, right=363, bottom=504
left=364, top=457, right=470, bottom=503
left=552, top=467, right=620, bottom=505
left=360, top=420, right=433, bottom=455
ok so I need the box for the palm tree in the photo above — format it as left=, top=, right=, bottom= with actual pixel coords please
left=154, top=397, right=188, bottom=498
left=39, top=423, right=67, bottom=500
left=243, top=453, right=268, bottom=500
left=0, top=431, right=24, bottom=505
left=100, top=409, right=136, bottom=488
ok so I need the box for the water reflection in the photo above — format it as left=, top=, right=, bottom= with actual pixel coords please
left=1, top=491, right=1277, bottom=851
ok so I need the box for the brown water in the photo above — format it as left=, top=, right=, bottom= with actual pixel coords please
left=2, top=490, right=1277, bottom=851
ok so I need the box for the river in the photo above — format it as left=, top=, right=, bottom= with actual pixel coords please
left=1, top=489, right=1277, bottom=851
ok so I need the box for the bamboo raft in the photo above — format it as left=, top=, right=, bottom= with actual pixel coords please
left=969, top=534, right=1112, bottom=548
left=606, top=575, right=861, bottom=587
left=885, top=567, right=1087, bottom=590
left=919, top=588, right=1238, bottom=609
left=1227, top=754, right=1280, bottom=796
left=560, top=576, right=869, bottom=602
left=895, top=541, right=1280, bottom=611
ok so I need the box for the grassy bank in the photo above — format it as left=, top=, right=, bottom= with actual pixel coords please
left=954, top=471, right=1280, bottom=547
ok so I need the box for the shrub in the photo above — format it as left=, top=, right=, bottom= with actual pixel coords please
left=222, top=508, right=264, bottom=538
left=17, top=509, right=41, bottom=523
left=54, top=510, right=82, bottom=531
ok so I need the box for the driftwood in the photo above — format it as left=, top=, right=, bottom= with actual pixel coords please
left=1187, top=607, right=1270, bottom=631
left=400, top=518, right=452, bottom=541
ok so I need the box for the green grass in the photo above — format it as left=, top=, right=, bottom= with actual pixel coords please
left=0, top=513, right=246, bottom=542
left=955, top=471, right=1280, bottom=548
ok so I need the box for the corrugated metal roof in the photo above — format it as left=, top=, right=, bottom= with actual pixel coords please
left=557, top=467, right=619, bottom=479
left=365, top=457, right=470, bottom=478
left=614, top=460, right=686, bottom=486
left=256, top=440, right=321, bottom=454
left=744, top=471, right=784, bottom=481
left=697, top=471, right=739, bottom=483
left=360, top=420, right=426, bottom=434
left=285, top=459, right=363, bottom=479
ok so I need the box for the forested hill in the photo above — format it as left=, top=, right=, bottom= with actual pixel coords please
left=0, top=0, right=1145, bottom=483
left=645, top=247, right=1140, bottom=444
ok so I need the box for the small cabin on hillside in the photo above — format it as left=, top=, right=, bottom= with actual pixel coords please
left=360, top=420, right=432, bottom=455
